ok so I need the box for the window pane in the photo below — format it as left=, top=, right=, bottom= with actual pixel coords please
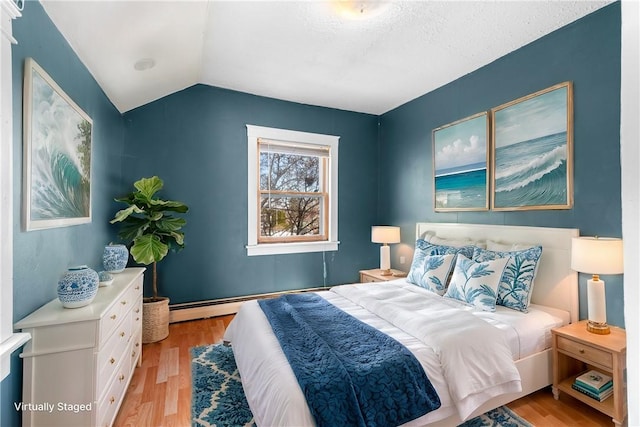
left=260, top=196, right=322, bottom=237
left=260, top=152, right=320, bottom=192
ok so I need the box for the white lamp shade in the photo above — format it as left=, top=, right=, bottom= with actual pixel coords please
left=371, top=226, right=401, bottom=244
left=571, top=236, right=624, bottom=275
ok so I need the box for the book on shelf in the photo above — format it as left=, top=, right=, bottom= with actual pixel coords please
left=575, top=370, right=613, bottom=392
left=575, top=378, right=613, bottom=395
left=572, top=382, right=613, bottom=402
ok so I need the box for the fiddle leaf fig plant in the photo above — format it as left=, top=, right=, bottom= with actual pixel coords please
left=110, top=176, right=189, bottom=300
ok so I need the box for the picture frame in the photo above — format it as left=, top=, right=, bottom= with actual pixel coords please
left=23, top=58, right=93, bottom=230
left=433, top=111, right=489, bottom=211
left=491, top=82, right=573, bottom=211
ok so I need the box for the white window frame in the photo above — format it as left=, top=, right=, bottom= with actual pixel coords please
left=246, top=124, right=339, bottom=256
left=0, top=0, right=29, bottom=382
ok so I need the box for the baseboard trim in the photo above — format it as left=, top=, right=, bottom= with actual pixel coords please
left=168, top=286, right=329, bottom=323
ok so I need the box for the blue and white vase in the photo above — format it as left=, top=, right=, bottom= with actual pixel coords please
left=98, top=271, right=114, bottom=287
left=103, top=244, right=129, bottom=273
left=57, top=266, right=99, bottom=309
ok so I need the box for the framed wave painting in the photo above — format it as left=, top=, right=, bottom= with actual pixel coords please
left=491, top=82, right=573, bottom=211
left=433, top=112, right=489, bottom=211
left=23, top=58, right=92, bottom=230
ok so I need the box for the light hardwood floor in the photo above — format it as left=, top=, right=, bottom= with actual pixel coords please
left=114, top=316, right=615, bottom=427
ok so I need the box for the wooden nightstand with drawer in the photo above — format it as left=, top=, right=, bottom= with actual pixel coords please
left=552, top=320, right=627, bottom=426
left=359, top=268, right=407, bottom=283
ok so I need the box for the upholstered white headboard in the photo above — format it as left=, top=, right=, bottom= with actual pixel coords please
left=415, top=222, right=579, bottom=323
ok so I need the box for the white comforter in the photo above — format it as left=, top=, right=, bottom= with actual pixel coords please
left=224, top=282, right=522, bottom=426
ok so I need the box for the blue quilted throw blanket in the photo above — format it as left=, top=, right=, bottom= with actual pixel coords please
left=258, top=293, right=441, bottom=427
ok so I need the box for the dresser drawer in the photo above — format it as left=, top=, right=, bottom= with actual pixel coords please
left=97, top=319, right=132, bottom=393
left=131, top=296, right=142, bottom=334
left=120, top=278, right=142, bottom=314
left=99, top=298, right=129, bottom=346
left=556, top=336, right=612, bottom=368
left=96, top=352, right=131, bottom=427
left=126, top=275, right=143, bottom=303
left=129, top=333, right=142, bottom=370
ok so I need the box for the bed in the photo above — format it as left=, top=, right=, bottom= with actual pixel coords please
left=223, top=222, right=579, bottom=426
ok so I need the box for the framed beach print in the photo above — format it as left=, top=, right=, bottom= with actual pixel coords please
left=23, top=58, right=93, bottom=230
left=433, top=111, right=489, bottom=211
left=491, top=82, right=573, bottom=211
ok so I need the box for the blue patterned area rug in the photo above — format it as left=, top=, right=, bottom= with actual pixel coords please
left=191, top=344, right=255, bottom=427
left=458, top=406, right=533, bottom=427
left=191, top=344, right=533, bottom=427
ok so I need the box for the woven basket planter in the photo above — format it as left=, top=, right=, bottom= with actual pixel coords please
left=142, top=297, right=170, bottom=343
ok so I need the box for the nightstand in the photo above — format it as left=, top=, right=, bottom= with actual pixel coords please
left=359, top=268, right=407, bottom=283
left=552, top=320, right=627, bottom=426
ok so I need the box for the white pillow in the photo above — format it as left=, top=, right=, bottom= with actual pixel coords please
left=486, top=240, right=536, bottom=251
left=444, top=254, right=508, bottom=312
left=485, top=240, right=513, bottom=251
left=425, top=233, right=486, bottom=249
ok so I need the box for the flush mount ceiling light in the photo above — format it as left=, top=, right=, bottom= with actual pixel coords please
left=133, top=58, right=156, bottom=71
left=331, top=0, right=389, bottom=19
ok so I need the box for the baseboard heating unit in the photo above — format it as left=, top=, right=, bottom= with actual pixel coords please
left=169, top=286, right=328, bottom=323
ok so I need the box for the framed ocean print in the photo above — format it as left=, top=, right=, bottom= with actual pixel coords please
left=23, top=58, right=93, bottom=230
left=491, top=82, right=573, bottom=211
left=433, top=111, right=489, bottom=211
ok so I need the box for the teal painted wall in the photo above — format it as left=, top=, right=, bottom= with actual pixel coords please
left=378, top=3, right=623, bottom=326
left=121, top=85, right=380, bottom=303
left=3, top=2, right=126, bottom=425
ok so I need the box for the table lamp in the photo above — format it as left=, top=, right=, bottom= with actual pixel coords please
left=371, top=226, right=401, bottom=275
left=571, top=236, right=624, bottom=335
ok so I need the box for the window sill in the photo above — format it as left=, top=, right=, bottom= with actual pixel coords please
left=247, top=240, right=339, bottom=256
left=0, top=332, right=30, bottom=381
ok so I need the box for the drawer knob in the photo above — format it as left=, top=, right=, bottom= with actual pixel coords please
left=135, top=308, right=140, bottom=314
left=579, top=348, right=585, bottom=354
left=135, top=342, right=140, bottom=347
left=135, top=285, right=140, bottom=290
left=119, top=374, right=125, bottom=382
left=110, top=357, right=116, bottom=364
left=110, top=396, right=115, bottom=404
left=120, top=331, right=126, bottom=338
left=121, top=300, right=127, bottom=305
left=110, top=314, right=117, bottom=320
left=132, top=350, right=137, bottom=358
left=136, top=317, right=140, bottom=321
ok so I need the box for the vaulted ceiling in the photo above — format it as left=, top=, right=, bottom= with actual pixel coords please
left=40, top=0, right=612, bottom=115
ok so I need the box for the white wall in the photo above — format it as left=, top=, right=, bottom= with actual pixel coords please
left=620, top=1, right=639, bottom=425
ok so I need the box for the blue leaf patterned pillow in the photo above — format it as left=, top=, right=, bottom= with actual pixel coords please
left=407, top=240, right=475, bottom=274
left=407, top=254, right=456, bottom=295
left=444, top=254, right=508, bottom=312
left=472, top=246, right=543, bottom=313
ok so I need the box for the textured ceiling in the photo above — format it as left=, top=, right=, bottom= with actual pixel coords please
left=40, top=0, right=612, bottom=115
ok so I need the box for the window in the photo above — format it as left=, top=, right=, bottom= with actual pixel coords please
left=247, top=125, right=339, bottom=256
left=259, top=139, right=328, bottom=242
left=0, top=0, right=29, bottom=382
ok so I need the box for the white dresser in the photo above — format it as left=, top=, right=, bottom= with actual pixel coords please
left=15, top=267, right=145, bottom=427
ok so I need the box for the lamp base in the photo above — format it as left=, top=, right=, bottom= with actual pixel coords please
left=587, top=320, right=611, bottom=335
left=380, top=269, right=393, bottom=276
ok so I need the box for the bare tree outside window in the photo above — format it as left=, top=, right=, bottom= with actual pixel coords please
left=259, top=150, right=327, bottom=242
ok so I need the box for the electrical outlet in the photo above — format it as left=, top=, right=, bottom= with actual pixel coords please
left=400, top=256, right=406, bottom=264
